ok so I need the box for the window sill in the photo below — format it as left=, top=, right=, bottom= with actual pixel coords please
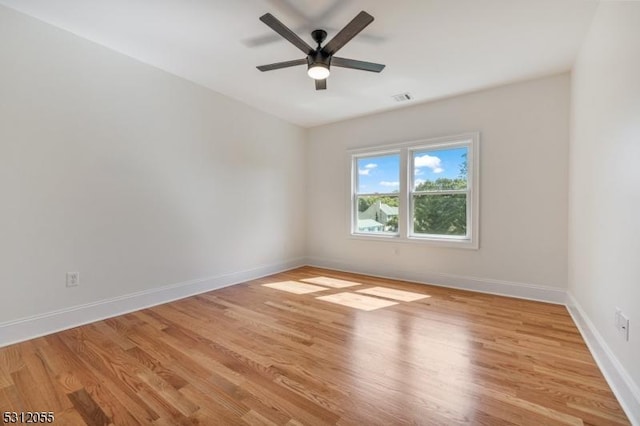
left=349, top=233, right=478, bottom=250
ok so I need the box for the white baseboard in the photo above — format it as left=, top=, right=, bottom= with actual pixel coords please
left=0, top=257, right=306, bottom=348
left=305, top=256, right=567, bottom=304
left=566, top=293, right=640, bottom=426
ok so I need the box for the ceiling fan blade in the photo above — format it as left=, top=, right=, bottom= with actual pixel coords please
left=259, top=13, right=314, bottom=55
left=322, top=11, right=374, bottom=56
left=331, top=57, right=385, bottom=73
left=257, top=58, right=307, bottom=72
left=315, top=79, right=327, bottom=90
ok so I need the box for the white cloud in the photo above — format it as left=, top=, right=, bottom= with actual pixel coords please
left=379, top=181, right=399, bottom=187
left=358, top=163, right=378, bottom=175
left=415, top=154, right=444, bottom=173
left=415, top=178, right=425, bottom=186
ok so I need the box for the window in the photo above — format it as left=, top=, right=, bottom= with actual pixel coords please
left=353, top=153, right=400, bottom=235
left=350, top=133, right=479, bottom=248
left=410, top=145, right=469, bottom=238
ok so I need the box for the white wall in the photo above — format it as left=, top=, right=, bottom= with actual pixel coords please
left=0, top=1, right=636, bottom=417
left=307, top=74, right=570, bottom=298
left=0, top=6, right=306, bottom=325
left=569, top=2, right=640, bottom=420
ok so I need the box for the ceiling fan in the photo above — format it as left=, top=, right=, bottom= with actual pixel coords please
left=256, top=11, right=385, bottom=90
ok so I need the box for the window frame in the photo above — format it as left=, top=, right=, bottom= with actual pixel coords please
left=348, top=133, right=480, bottom=249
left=351, top=150, right=401, bottom=237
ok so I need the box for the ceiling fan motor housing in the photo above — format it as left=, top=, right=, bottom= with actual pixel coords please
left=311, top=29, right=328, bottom=46
left=309, top=29, right=330, bottom=73
left=307, top=50, right=331, bottom=69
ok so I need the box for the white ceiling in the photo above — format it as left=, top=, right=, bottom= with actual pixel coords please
left=0, top=0, right=598, bottom=127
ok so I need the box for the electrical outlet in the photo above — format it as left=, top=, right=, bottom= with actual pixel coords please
left=619, top=313, right=630, bottom=341
left=615, top=308, right=630, bottom=341
left=66, top=272, right=80, bottom=287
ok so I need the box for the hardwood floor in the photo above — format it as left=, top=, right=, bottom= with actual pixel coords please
left=0, top=267, right=629, bottom=425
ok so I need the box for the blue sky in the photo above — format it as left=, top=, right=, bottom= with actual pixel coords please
left=357, top=147, right=467, bottom=193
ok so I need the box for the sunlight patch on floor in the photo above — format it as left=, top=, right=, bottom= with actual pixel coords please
left=262, top=281, right=329, bottom=294
left=356, top=286, right=430, bottom=302
left=316, top=292, right=398, bottom=311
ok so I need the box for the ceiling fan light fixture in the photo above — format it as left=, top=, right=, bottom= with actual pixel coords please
left=307, top=63, right=330, bottom=80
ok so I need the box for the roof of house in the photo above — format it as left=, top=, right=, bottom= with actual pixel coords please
left=358, top=219, right=384, bottom=229
left=379, top=204, right=399, bottom=216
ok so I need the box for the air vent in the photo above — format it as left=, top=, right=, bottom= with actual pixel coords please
left=392, top=93, right=412, bottom=102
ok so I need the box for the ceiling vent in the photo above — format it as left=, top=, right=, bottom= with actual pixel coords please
left=392, top=92, right=413, bottom=102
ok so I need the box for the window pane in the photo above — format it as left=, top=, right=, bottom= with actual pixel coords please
left=357, top=154, right=400, bottom=194
left=413, top=194, right=466, bottom=236
left=357, top=195, right=399, bottom=233
left=413, top=146, right=468, bottom=191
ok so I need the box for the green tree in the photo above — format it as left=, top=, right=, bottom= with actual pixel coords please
left=413, top=178, right=466, bottom=235
left=459, top=152, right=468, bottom=178
left=358, top=196, right=374, bottom=213
left=386, top=215, right=398, bottom=232
left=416, top=178, right=466, bottom=191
